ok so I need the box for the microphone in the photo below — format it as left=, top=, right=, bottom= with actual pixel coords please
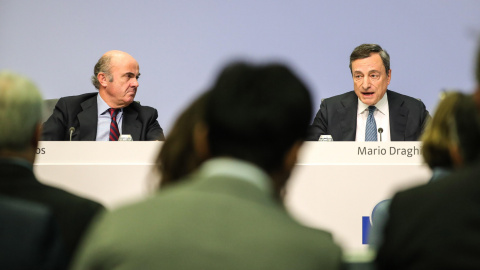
left=378, top=128, right=383, bottom=142
left=69, top=127, right=75, bottom=141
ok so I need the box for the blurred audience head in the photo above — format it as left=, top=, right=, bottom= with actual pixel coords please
left=0, top=71, right=43, bottom=160
left=475, top=42, right=480, bottom=108
left=156, top=92, right=210, bottom=188
left=206, top=61, right=313, bottom=196
left=421, top=91, right=480, bottom=169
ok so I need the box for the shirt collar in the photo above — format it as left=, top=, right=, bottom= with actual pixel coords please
left=196, top=157, right=272, bottom=194
left=357, top=91, right=388, bottom=115
left=97, top=94, right=123, bottom=116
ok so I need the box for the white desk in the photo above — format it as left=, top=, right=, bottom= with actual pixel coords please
left=34, top=141, right=431, bottom=253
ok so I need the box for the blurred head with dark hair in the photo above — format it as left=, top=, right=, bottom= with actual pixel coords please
left=421, top=92, right=480, bottom=169
left=451, top=93, right=480, bottom=165
left=475, top=43, right=480, bottom=108
left=205, top=62, right=313, bottom=196
left=156, top=92, right=210, bottom=188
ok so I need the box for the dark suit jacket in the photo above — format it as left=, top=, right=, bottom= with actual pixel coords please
left=0, top=159, right=105, bottom=266
left=376, top=161, right=480, bottom=269
left=0, top=196, right=67, bottom=270
left=72, top=172, right=342, bottom=269
left=41, top=92, right=165, bottom=141
left=306, top=90, right=430, bottom=141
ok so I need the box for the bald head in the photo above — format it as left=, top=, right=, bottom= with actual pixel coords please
left=93, top=50, right=140, bottom=108
left=91, top=50, right=138, bottom=89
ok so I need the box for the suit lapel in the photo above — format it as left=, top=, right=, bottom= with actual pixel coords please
left=388, top=91, right=408, bottom=141
left=122, top=105, right=141, bottom=141
left=339, top=92, right=357, bottom=141
left=77, top=96, right=98, bottom=141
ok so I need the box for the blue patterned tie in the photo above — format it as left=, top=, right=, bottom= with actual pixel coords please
left=365, top=106, right=377, bottom=141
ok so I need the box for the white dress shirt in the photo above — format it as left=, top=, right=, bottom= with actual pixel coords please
left=355, top=93, right=391, bottom=142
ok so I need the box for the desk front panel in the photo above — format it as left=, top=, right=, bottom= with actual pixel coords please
left=34, top=141, right=430, bottom=252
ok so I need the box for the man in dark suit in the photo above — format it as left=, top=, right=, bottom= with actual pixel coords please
left=42, top=50, right=164, bottom=141
left=72, top=62, right=342, bottom=270
left=375, top=47, right=480, bottom=269
left=0, top=71, right=105, bottom=267
left=307, top=44, right=430, bottom=141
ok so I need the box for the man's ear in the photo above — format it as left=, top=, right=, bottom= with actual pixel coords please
left=98, top=72, right=108, bottom=88
left=449, top=144, right=463, bottom=168
left=474, top=86, right=480, bottom=110
left=283, top=140, right=303, bottom=172
left=271, top=140, right=304, bottom=201
left=193, top=122, right=210, bottom=161
left=31, top=123, right=42, bottom=149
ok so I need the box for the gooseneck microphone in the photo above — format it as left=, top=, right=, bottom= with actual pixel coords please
left=378, top=128, right=383, bottom=142
left=69, top=127, right=75, bottom=141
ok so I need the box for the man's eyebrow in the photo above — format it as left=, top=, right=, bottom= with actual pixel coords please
left=123, top=72, right=139, bottom=77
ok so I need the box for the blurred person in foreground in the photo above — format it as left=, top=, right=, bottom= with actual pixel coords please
left=42, top=50, right=164, bottom=141
left=0, top=71, right=105, bottom=267
left=375, top=46, right=480, bottom=269
left=156, top=92, right=210, bottom=188
left=369, top=92, right=480, bottom=251
left=307, top=44, right=430, bottom=141
left=72, top=62, right=342, bottom=270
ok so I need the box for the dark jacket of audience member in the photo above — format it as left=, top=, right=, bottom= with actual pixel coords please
left=375, top=91, right=480, bottom=269
left=0, top=71, right=105, bottom=268
left=369, top=92, right=474, bottom=250
left=0, top=196, right=66, bottom=270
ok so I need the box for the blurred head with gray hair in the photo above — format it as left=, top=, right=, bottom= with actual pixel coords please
left=0, top=71, right=43, bottom=161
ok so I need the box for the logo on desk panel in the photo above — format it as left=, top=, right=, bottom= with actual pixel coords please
left=362, top=216, right=371, bottom=245
left=362, top=199, right=390, bottom=245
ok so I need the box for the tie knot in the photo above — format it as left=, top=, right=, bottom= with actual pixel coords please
left=108, top=108, right=119, bottom=118
left=368, top=106, right=376, bottom=114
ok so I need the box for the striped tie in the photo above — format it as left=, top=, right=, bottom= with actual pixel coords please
left=365, top=106, right=377, bottom=141
left=108, top=108, right=120, bottom=141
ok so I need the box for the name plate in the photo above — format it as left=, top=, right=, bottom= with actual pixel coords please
left=298, top=142, right=423, bottom=165
left=35, top=141, right=161, bottom=165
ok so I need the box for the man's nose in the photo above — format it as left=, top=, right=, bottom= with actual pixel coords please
left=362, top=77, right=370, bottom=89
left=131, top=78, right=139, bottom=88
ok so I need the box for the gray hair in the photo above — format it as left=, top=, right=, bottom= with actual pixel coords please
left=349, top=44, right=390, bottom=75
left=0, top=71, right=44, bottom=151
left=91, top=54, right=113, bottom=89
